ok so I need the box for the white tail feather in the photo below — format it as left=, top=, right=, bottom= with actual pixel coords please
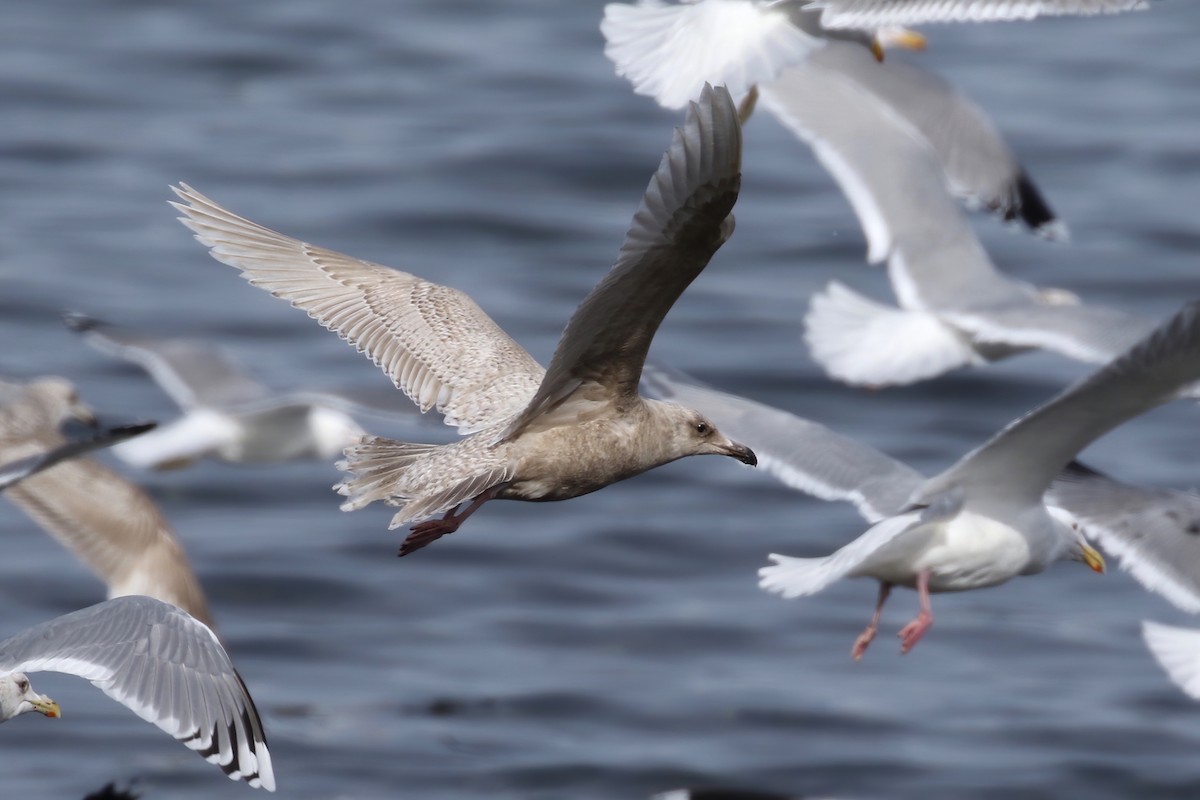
left=1143, top=621, right=1200, bottom=700
left=601, top=0, right=820, bottom=111
left=804, top=282, right=981, bottom=386
left=758, top=552, right=843, bottom=598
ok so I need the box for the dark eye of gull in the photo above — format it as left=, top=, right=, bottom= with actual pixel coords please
left=694, top=421, right=710, bottom=436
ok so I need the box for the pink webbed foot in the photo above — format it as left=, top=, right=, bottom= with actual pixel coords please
left=897, top=611, right=933, bottom=654
left=851, top=627, right=877, bottom=661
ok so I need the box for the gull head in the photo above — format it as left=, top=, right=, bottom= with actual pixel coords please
left=0, top=673, right=60, bottom=722
left=0, top=376, right=97, bottom=431
left=649, top=401, right=756, bottom=467
left=1049, top=507, right=1106, bottom=574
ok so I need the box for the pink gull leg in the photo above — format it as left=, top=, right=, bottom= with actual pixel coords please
left=398, top=484, right=507, bottom=557
left=898, top=569, right=933, bottom=654
left=852, top=582, right=892, bottom=661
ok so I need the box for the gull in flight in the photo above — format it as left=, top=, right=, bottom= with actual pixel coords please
left=0, top=376, right=214, bottom=626
left=603, top=1, right=1142, bottom=233
left=63, top=312, right=368, bottom=470
left=781, top=52, right=1161, bottom=387
left=0, top=595, right=273, bottom=790
left=171, top=84, right=756, bottom=556
left=646, top=300, right=1200, bottom=657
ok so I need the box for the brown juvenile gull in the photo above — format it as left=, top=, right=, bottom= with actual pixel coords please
left=649, top=301, right=1200, bottom=657
left=170, top=84, right=756, bottom=556
left=0, top=377, right=214, bottom=625
left=0, top=595, right=273, bottom=790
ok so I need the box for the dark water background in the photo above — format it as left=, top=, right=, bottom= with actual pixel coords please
left=2, top=2, right=1200, bottom=798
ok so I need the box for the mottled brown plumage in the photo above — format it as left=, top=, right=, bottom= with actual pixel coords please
left=172, top=85, right=756, bottom=554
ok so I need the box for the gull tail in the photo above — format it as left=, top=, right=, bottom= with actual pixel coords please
left=335, top=437, right=441, bottom=512
left=804, top=282, right=980, bottom=387
left=1143, top=620, right=1200, bottom=700
left=336, top=437, right=513, bottom=530
left=601, top=0, right=816, bottom=111
left=758, top=553, right=845, bottom=599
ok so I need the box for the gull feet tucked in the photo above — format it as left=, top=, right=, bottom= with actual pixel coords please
left=398, top=517, right=461, bottom=557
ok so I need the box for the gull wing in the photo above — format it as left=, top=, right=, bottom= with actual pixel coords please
left=0, top=423, right=155, bottom=491
left=1143, top=621, right=1200, bottom=701
left=171, top=184, right=545, bottom=434
left=0, top=596, right=273, bottom=790
left=806, top=41, right=1062, bottom=235
left=757, top=61, right=1027, bottom=310
left=1047, top=463, right=1200, bottom=613
left=63, top=313, right=270, bottom=411
left=808, top=0, right=1148, bottom=28
left=642, top=362, right=923, bottom=521
left=917, top=301, right=1200, bottom=508
left=601, top=0, right=824, bottom=110
left=500, top=84, right=741, bottom=440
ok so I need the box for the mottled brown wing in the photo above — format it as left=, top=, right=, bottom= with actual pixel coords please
left=1, top=434, right=214, bottom=629
left=171, top=184, right=545, bottom=434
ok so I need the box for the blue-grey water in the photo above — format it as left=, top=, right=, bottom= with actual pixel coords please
left=2, top=2, right=1199, bottom=798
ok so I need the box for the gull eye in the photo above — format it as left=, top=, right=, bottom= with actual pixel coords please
left=16, top=678, right=27, bottom=692
left=694, top=421, right=710, bottom=436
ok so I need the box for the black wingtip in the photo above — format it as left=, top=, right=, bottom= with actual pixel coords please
left=107, top=421, right=158, bottom=438
left=1014, top=169, right=1064, bottom=240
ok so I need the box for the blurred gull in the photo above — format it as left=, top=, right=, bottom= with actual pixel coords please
left=646, top=300, right=1200, bottom=657
left=0, top=595, right=273, bottom=790
left=171, top=84, right=757, bottom=556
left=0, top=377, right=214, bottom=626
left=64, top=312, right=367, bottom=470
left=783, top=54, right=1161, bottom=386
left=601, top=0, right=925, bottom=111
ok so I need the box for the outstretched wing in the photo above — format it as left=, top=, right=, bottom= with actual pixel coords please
left=64, top=312, right=270, bottom=411
left=501, top=84, right=741, bottom=440
left=919, top=301, right=1200, bottom=507
left=171, top=184, right=545, bottom=434
left=810, top=0, right=1148, bottom=28
left=642, top=362, right=923, bottom=521
left=1048, top=463, right=1200, bottom=613
left=0, top=596, right=274, bottom=790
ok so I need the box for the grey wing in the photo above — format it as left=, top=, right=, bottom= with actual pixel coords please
left=808, top=42, right=1062, bottom=236
left=0, top=423, right=155, bottom=491
left=170, top=184, right=545, bottom=434
left=946, top=301, right=1159, bottom=365
left=63, top=312, right=270, bottom=411
left=641, top=362, right=924, bottom=521
left=809, top=0, right=1148, bottom=27
left=1, top=441, right=213, bottom=628
left=919, top=301, right=1200, bottom=507
left=1048, top=463, right=1200, bottom=613
left=501, top=84, right=741, bottom=440
left=757, top=61, right=1029, bottom=311
left=0, top=596, right=273, bottom=790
